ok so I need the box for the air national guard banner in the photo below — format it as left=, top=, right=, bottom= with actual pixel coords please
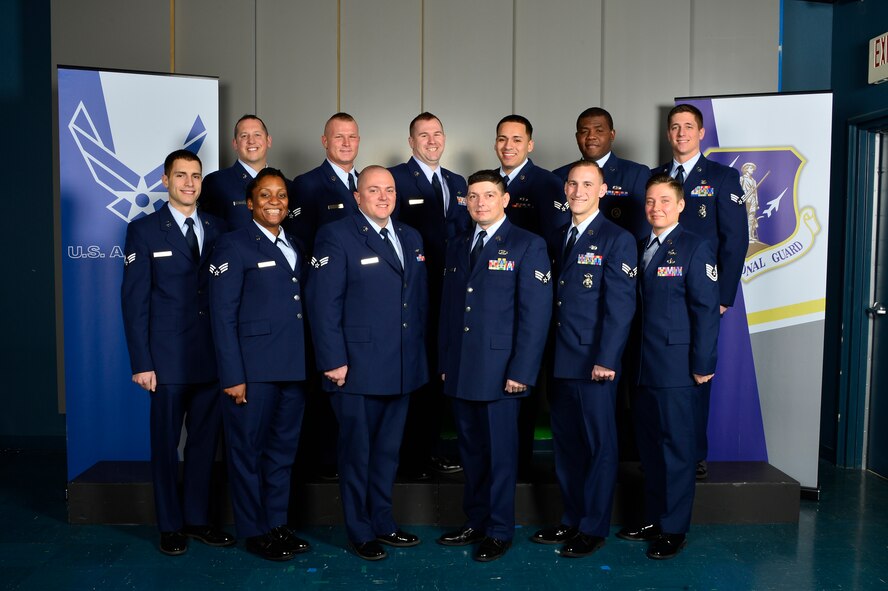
left=681, top=93, right=831, bottom=489
left=58, top=67, right=218, bottom=479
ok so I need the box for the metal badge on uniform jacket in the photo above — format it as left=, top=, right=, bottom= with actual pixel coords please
left=209, top=262, right=229, bottom=276
left=698, top=204, right=707, bottom=218
left=582, top=273, right=593, bottom=288
left=498, top=249, right=509, bottom=255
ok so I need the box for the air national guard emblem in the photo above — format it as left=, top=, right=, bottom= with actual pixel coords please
left=582, top=273, right=594, bottom=288
left=706, top=263, right=718, bottom=282
left=705, top=146, right=819, bottom=282
left=534, top=270, right=551, bottom=284
left=209, top=262, right=229, bottom=276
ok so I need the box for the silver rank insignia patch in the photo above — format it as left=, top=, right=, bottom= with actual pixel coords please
left=730, top=193, right=744, bottom=205
left=311, top=256, right=330, bottom=269
left=124, top=253, right=136, bottom=266
left=534, top=270, right=551, bottom=284
left=288, top=207, right=301, bottom=218
left=706, top=264, right=718, bottom=282
left=554, top=200, right=569, bottom=212
left=582, top=273, right=593, bottom=288
left=698, top=204, right=707, bottom=218
left=209, top=262, right=229, bottom=276
left=621, top=263, right=637, bottom=277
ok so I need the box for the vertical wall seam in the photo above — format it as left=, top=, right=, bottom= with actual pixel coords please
left=337, top=0, right=342, bottom=111
left=600, top=0, right=606, bottom=106
left=254, top=0, right=258, bottom=112
left=511, top=0, right=517, bottom=113
left=170, top=0, right=175, bottom=72
left=421, top=0, right=425, bottom=111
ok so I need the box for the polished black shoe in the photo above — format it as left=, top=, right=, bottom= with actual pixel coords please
left=376, top=529, right=420, bottom=547
left=182, top=525, right=236, bottom=547
left=437, top=526, right=486, bottom=546
left=159, top=531, right=188, bottom=556
left=271, top=525, right=311, bottom=554
left=616, top=523, right=661, bottom=541
left=561, top=533, right=605, bottom=558
left=245, top=533, right=295, bottom=561
left=696, top=460, right=709, bottom=480
left=474, top=536, right=511, bottom=562
left=353, top=540, right=388, bottom=561
left=431, top=455, right=463, bottom=474
left=532, top=524, right=578, bottom=545
left=647, top=533, right=687, bottom=560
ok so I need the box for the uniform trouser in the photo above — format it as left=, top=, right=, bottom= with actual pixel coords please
left=331, top=391, right=409, bottom=544
left=451, top=397, right=521, bottom=542
left=695, top=381, right=712, bottom=462
left=550, top=378, right=619, bottom=537
left=222, top=381, right=306, bottom=538
left=149, top=381, right=221, bottom=533
left=633, top=385, right=697, bottom=534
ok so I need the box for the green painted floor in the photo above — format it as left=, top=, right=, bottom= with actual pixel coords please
left=1, top=450, right=886, bottom=590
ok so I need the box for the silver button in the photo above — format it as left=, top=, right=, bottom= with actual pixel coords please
left=297, top=313, right=303, bottom=319
left=403, top=303, right=408, bottom=309
left=556, top=301, right=562, bottom=307
left=464, top=327, right=470, bottom=332
left=294, top=295, right=301, bottom=301
left=291, top=277, right=298, bottom=283
left=402, top=323, right=408, bottom=328
left=467, top=287, right=474, bottom=293
left=465, top=306, right=471, bottom=312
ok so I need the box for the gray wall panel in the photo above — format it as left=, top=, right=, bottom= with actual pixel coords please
left=514, top=0, right=603, bottom=171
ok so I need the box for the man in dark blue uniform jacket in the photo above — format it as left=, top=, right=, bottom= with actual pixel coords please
left=121, top=149, right=233, bottom=556
left=616, top=174, right=720, bottom=560
left=437, top=170, right=552, bottom=562
left=532, top=161, right=636, bottom=558
left=306, top=166, right=427, bottom=561
left=553, top=107, right=651, bottom=240
left=199, top=115, right=284, bottom=229
left=390, top=112, right=469, bottom=477
left=209, top=168, right=311, bottom=562
left=650, top=104, right=748, bottom=478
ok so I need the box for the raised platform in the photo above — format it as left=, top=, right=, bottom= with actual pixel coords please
left=67, top=457, right=800, bottom=526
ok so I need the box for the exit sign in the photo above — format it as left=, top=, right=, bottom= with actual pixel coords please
left=869, top=32, right=888, bottom=84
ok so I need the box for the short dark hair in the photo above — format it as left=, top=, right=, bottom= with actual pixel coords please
left=576, top=107, right=614, bottom=130
left=566, top=159, right=604, bottom=182
left=496, top=114, right=533, bottom=138
left=234, top=114, right=268, bottom=138
left=163, top=149, right=201, bottom=177
left=467, top=169, right=506, bottom=193
left=409, top=112, right=442, bottom=136
left=245, top=167, right=288, bottom=201
left=646, top=173, right=684, bottom=201
left=667, top=104, right=704, bottom=129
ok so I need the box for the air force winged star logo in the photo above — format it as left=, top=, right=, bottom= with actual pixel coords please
left=209, top=262, right=229, bottom=276
left=67, top=102, right=207, bottom=223
left=621, top=262, right=637, bottom=277
left=311, top=256, right=330, bottom=269
left=534, top=270, right=551, bottom=284
left=706, top=264, right=718, bottom=282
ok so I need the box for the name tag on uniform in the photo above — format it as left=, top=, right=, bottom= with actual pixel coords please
left=657, top=266, right=683, bottom=277
left=152, top=251, right=172, bottom=258
left=361, top=256, right=379, bottom=265
left=327, top=203, right=344, bottom=210
left=258, top=260, right=276, bottom=268
left=408, top=199, right=424, bottom=205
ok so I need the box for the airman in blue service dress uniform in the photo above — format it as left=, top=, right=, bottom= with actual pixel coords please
left=532, top=161, right=636, bottom=558
left=390, top=112, right=469, bottom=477
left=209, top=168, right=311, bottom=562
left=617, top=174, right=720, bottom=560
left=650, top=104, right=747, bottom=478
left=306, top=166, right=427, bottom=561
left=552, top=107, right=651, bottom=240
left=121, top=149, right=234, bottom=556
left=437, top=170, right=552, bottom=562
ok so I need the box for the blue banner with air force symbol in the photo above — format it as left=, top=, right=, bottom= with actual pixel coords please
left=58, top=67, right=218, bottom=479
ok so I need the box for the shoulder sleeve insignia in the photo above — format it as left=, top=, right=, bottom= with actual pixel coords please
left=706, top=263, right=718, bottom=282
left=124, top=253, right=136, bottom=266
left=621, top=262, right=637, bottom=277
left=311, top=256, right=330, bottom=269
left=209, top=262, right=229, bottom=276
left=534, top=270, right=551, bottom=284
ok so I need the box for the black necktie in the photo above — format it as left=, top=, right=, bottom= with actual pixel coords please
left=502, top=174, right=510, bottom=187
left=470, top=230, right=487, bottom=268
left=380, top=228, right=402, bottom=268
left=643, top=236, right=660, bottom=270
left=563, top=226, right=578, bottom=261
left=348, top=173, right=357, bottom=193
left=675, top=165, right=685, bottom=186
left=431, top=173, right=446, bottom=217
left=184, top=218, right=199, bottom=261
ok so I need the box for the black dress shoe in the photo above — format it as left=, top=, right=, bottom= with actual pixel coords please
left=532, top=524, right=578, bottom=545
left=474, top=536, right=511, bottom=562
left=245, top=533, right=295, bottom=561
left=159, top=531, right=188, bottom=556
left=271, top=525, right=311, bottom=554
left=647, top=533, right=687, bottom=560
left=353, top=540, right=388, bottom=561
left=431, top=455, right=463, bottom=474
left=696, top=460, right=709, bottom=480
left=561, top=533, right=605, bottom=558
left=376, top=529, right=420, bottom=547
left=437, top=526, right=486, bottom=546
left=182, top=525, right=236, bottom=547
left=616, top=523, right=661, bottom=541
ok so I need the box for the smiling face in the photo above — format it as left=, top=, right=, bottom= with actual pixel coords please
left=667, top=112, right=705, bottom=163
left=247, top=174, right=289, bottom=235
left=576, top=115, right=615, bottom=162
left=355, top=167, right=396, bottom=226
left=495, top=121, right=534, bottom=174
left=565, top=163, right=607, bottom=223
left=409, top=117, right=446, bottom=168
left=322, top=117, right=360, bottom=171
left=232, top=117, right=271, bottom=171
left=163, top=158, right=202, bottom=215
left=645, top=180, right=685, bottom=235
left=466, top=180, right=509, bottom=229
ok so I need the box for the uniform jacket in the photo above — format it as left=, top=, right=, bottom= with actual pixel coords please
left=306, top=213, right=429, bottom=396
left=200, top=161, right=296, bottom=232
left=548, top=214, right=637, bottom=379
left=438, top=217, right=553, bottom=401
left=208, top=225, right=308, bottom=388
left=651, top=154, right=747, bottom=307
left=291, top=160, right=359, bottom=254
left=121, top=205, right=226, bottom=384
left=502, top=158, right=568, bottom=239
